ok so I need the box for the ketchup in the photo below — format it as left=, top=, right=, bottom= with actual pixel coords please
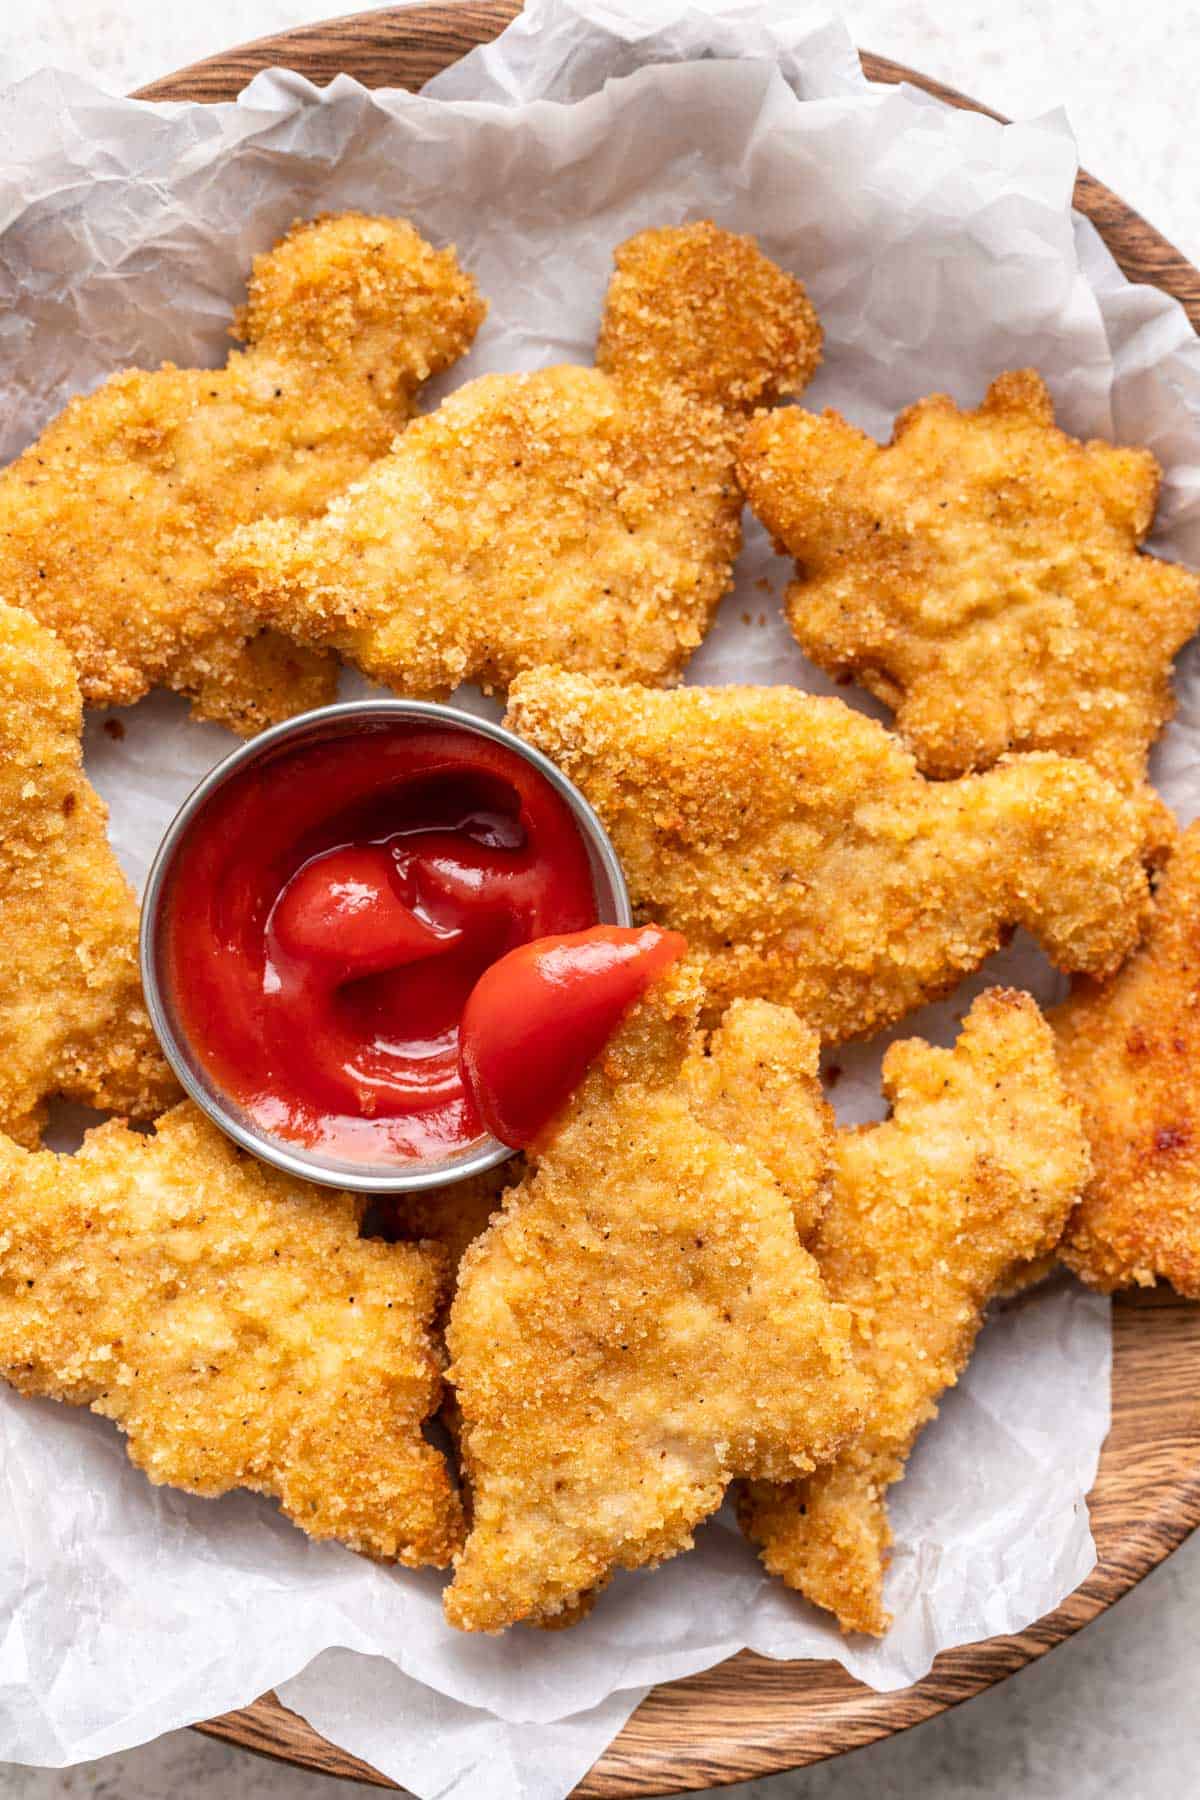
left=460, top=925, right=687, bottom=1148
left=161, top=724, right=599, bottom=1162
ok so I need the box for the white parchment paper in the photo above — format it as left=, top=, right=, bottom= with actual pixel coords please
left=5, top=0, right=1200, bottom=1792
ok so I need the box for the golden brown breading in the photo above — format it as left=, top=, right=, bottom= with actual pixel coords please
left=219, top=222, right=820, bottom=698
left=444, top=972, right=861, bottom=1632
left=0, top=1103, right=463, bottom=1565
left=595, top=220, right=822, bottom=410
left=0, top=212, right=484, bottom=733
left=738, top=370, right=1200, bottom=801
left=739, top=990, right=1090, bottom=1635
left=0, top=599, right=177, bottom=1145
left=505, top=671, right=1155, bottom=1043
left=1055, top=821, right=1200, bottom=1295
left=684, top=996, right=833, bottom=1239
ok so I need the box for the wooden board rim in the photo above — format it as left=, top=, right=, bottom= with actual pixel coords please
left=128, top=6, right=1200, bottom=1790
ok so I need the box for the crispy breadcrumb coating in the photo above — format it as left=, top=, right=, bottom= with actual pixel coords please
left=0, top=1103, right=463, bottom=1565
left=684, top=996, right=833, bottom=1239
left=0, top=212, right=485, bottom=733
left=219, top=222, right=820, bottom=698
left=505, top=672, right=1155, bottom=1042
left=1055, top=822, right=1200, bottom=1295
left=738, top=370, right=1200, bottom=804
left=0, top=599, right=177, bottom=1145
left=739, top=990, right=1090, bottom=1635
left=595, top=219, right=822, bottom=410
left=444, top=973, right=861, bottom=1632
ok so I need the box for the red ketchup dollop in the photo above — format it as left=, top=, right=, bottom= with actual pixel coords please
left=161, top=723, right=600, bottom=1163
left=459, top=924, right=687, bottom=1148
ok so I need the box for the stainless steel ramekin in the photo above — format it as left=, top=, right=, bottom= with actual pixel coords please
left=139, top=699, right=631, bottom=1194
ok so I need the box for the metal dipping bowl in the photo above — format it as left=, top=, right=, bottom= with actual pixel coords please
left=139, top=699, right=632, bottom=1194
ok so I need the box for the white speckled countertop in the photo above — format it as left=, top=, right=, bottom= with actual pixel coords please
left=0, top=1, right=1197, bottom=1795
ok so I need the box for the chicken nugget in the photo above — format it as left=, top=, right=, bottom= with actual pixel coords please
left=740, top=989, right=1090, bottom=1635
left=505, top=671, right=1154, bottom=1043
left=738, top=371, right=1200, bottom=811
left=0, top=212, right=484, bottom=733
left=219, top=222, right=820, bottom=699
left=443, top=971, right=861, bottom=1632
left=1055, top=821, right=1200, bottom=1295
left=0, top=1102, right=462, bottom=1565
left=0, top=599, right=177, bottom=1144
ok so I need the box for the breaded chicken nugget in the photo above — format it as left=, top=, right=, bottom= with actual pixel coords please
left=443, top=972, right=860, bottom=1632
left=505, top=672, right=1154, bottom=1043
left=738, top=371, right=1200, bottom=804
left=0, top=212, right=484, bottom=733
left=0, top=1103, right=462, bottom=1565
left=0, top=599, right=177, bottom=1145
left=1055, top=821, right=1200, bottom=1295
left=220, top=222, right=820, bottom=698
left=740, top=990, right=1090, bottom=1635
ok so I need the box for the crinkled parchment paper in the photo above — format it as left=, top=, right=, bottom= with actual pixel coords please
left=4, top=1, right=1200, bottom=1793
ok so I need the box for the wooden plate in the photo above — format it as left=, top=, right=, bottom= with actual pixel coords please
left=134, top=8, right=1200, bottom=1791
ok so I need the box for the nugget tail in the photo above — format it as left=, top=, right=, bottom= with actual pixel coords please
left=170, top=626, right=339, bottom=737
left=218, top=513, right=348, bottom=650
left=596, top=220, right=821, bottom=412
left=737, top=405, right=881, bottom=558
left=962, top=754, right=1155, bottom=977
left=739, top=1451, right=894, bottom=1637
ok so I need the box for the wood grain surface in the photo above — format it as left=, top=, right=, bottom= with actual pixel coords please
left=132, top=6, right=1200, bottom=1791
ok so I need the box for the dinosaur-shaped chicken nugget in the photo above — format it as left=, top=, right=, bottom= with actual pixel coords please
left=739, top=370, right=1200, bottom=807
